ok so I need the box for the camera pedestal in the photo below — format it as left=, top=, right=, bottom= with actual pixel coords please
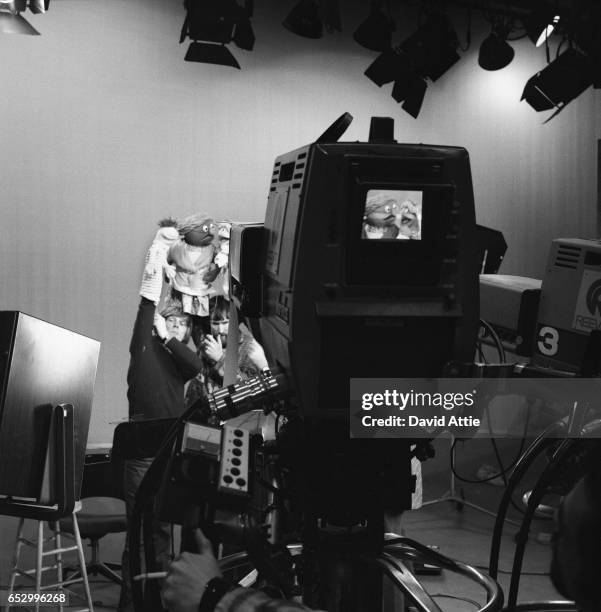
left=219, top=534, right=504, bottom=612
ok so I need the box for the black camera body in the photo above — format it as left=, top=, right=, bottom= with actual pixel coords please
left=233, top=139, right=479, bottom=424
left=228, top=120, right=479, bottom=519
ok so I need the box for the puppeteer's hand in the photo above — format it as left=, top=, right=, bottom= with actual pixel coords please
left=202, top=335, right=224, bottom=363
left=163, top=263, right=177, bottom=281
left=162, top=529, right=222, bottom=612
left=154, top=313, right=168, bottom=340
left=203, top=263, right=220, bottom=283
left=239, top=324, right=269, bottom=370
left=144, top=262, right=158, bottom=278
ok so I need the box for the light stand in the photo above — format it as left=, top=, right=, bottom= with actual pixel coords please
left=420, top=434, right=521, bottom=527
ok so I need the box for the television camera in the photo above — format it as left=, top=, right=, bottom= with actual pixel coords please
left=129, top=115, right=506, bottom=612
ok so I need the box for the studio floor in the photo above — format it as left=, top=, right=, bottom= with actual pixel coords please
left=60, top=499, right=560, bottom=612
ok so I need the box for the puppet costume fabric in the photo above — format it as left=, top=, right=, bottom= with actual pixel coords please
left=139, top=226, right=179, bottom=304
left=212, top=221, right=231, bottom=298
left=169, top=241, right=215, bottom=291
left=166, top=213, right=221, bottom=317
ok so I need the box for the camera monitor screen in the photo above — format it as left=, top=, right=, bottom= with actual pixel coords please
left=361, top=189, right=423, bottom=241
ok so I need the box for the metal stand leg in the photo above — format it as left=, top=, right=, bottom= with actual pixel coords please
left=35, top=521, right=44, bottom=612
left=71, top=511, right=95, bottom=612
left=380, top=536, right=503, bottom=612
left=51, top=521, right=65, bottom=612
left=8, top=518, right=26, bottom=603
left=421, top=436, right=520, bottom=527
left=87, top=539, right=122, bottom=584
left=9, top=516, right=95, bottom=612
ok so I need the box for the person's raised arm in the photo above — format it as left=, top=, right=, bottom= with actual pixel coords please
left=129, top=297, right=158, bottom=354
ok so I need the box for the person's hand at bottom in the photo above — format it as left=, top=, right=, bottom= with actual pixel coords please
left=162, top=529, right=222, bottom=612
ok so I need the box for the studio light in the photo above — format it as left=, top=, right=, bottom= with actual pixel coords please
left=0, top=0, right=47, bottom=35
left=282, top=0, right=323, bottom=39
left=570, top=2, right=601, bottom=88
left=400, top=14, right=460, bottom=82
left=364, top=13, right=460, bottom=119
left=353, top=1, right=395, bottom=52
left=180, top=0, right=254, bottom=68
left=363, top=48, right=426, bottom=118
left=322, top=0, right=341, bottom=34
left=525, top=2, right=560, bottom=47
left=392, top=71, right=427, bottom=118
left=184, top=43, right=240, bottom=68
left=478, top=25, right=514, bottom=71
left=364, top=49, right=400, bottom=85
left=521, top=48, right=593, bottom=120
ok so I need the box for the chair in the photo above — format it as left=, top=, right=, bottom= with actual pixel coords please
left=7, top=404, right=95, bottom=611
left=10, top=503, right=95, bottom=611
left=59, top=445, right=127, bottom=585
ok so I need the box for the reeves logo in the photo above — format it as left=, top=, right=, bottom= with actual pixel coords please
left=586, top=279, right=601, bottom=317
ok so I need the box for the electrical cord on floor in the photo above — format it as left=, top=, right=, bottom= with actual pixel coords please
left=450, top=437, right=522, bottom=485
left=487, top=400, right=533, bottom=517
left=450, top=437, right=532, bottom=518
left=474, top=565, right=550, bottom=577
left=450, top=396, right=530, bottom=483
left=477, top=342, right=488, bottom=364
left=430, top=593, right=481, bottom=608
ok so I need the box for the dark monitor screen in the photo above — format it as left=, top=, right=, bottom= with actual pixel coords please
left=361, top=189, right=423, bottom=241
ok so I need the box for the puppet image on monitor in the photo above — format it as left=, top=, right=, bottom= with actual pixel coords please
left=361, top=189, right=423, bottom=240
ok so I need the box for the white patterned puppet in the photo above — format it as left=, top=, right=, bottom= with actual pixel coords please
left=139, top=218, right=180, bottom=304
left=212, top=221, right=231, bottom=298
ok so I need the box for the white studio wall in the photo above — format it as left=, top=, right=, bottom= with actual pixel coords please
left=0, top=0, right=599, bottom=444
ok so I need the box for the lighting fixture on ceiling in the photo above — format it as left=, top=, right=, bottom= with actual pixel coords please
left=0, top=0, right=47, bottom=35
left=399, top=14, right=460, bottom=83
left=282, top=0, right=323, bottom=39
left=521, top=48, right=593, bottom=121
left=180, top=0, right=255, bottom=69
left=363, top=13, right=460, bottom=118
left=363, top=49, right=426, bottom=119
left=353, top=1, right=395, bottom=52
left=321, top=0, right=341, bottom=33
left=478, top=23, right=515, bottom=71
left=364, top=49, right=400, bottom=86
left=392, top=70, right=427, bottom=118
left=524, top=2, right=561, bottom=47
left=569, top=1, right=601, bottom=88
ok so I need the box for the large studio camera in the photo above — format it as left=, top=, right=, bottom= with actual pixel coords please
left=229, top=114, right=479, bottom=519
left=131, top=114, right=487, bottom=612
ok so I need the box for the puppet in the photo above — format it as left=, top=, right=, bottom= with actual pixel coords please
left=139, top=218, right=179, bottom=304
left=362, top=195, right=400, bottom=239
left=211, top=221, right=231, bottom=298
left=164, top=213, right=218, bottom=317
left=395, top=199, right=421, bottom=240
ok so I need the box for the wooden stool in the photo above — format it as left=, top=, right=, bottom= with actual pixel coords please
left=8, top=501, right=94, bottom=612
